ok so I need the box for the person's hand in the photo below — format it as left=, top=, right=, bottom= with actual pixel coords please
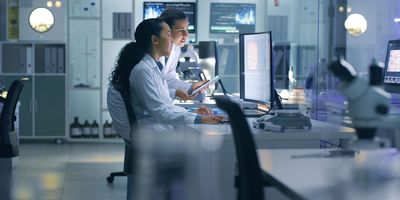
left=194, top=106, right=212, bottom=115
left=176, top=89, right=198, bottom=101
left=191, top=80, right=209, bottom=93
left=201, top=115, right=224, bottom=124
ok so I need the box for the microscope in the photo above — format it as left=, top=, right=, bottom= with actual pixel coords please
left=328, top=57, right=392, bottom=149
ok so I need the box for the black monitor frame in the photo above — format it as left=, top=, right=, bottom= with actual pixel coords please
left=209, top=3, right=256, bottom=35
left=239, top=31, right=274, bottom=108
left=383, top=39, right=400, bottom=94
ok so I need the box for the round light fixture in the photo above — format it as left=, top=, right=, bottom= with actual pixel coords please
left=46, top=1, right=53, bottom=7
left=29, top=7, right=55, bottom=33
left=55, top=1, right=62, bottom=8
left=347, top=7, right=352, bottom=13
left=344, top=13, right=367, bottom=36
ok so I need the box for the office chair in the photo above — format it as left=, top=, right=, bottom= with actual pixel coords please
left=106, top=82, right=137, bottom=184
left=0, top=79, right=25, bottom=158
left=214, top=96, right=265, bottom=200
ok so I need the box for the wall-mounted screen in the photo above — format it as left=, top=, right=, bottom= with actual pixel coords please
left=210, top=3, right=255, bottom=34
left=143, top=2, right=196, bottom=34
left=384, top=39, right=400, bottom=94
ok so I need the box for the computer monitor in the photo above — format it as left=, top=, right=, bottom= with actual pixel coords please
left=239, top=32, right=274, bottom=108
left=209, top=3, right=255, bottom=35
left=143, top=2, right=196, bottom=34
left=383, top=39, right=400, bottom=94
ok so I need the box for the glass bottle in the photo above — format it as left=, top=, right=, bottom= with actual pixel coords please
left=91, top=120, right=99, bottom=138
left=70, top=117, right=83, bottom=138
left=82, top=120, right=91, bottom=138
left=103, top=120, right=112, bottom=138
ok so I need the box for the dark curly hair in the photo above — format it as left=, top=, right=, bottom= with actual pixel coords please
left=110, top=18, right=164, bottom=88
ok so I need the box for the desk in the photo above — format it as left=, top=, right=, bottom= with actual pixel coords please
left=188, top=120, right=355, bottom=200
left=174, top=97, right=218, bottom=109
left=190, top=119, right=355, bottom=148
left=258, top=149, right=400, bottom=200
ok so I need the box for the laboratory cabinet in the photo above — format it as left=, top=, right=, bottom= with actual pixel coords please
left=0, top=0, right=67, bottom=139
left=0, top=42, right=66, bottom=138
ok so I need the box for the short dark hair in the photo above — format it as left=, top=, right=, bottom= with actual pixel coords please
left=159, top=8, right=187, bottom=28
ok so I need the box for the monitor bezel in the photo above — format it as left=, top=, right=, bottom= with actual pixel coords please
left=239, top=31, right=274, bottom=108
left=209, top=3, right=256, bottom=35
left=142, top=1, right=197, bottom=34
left=383, top=39, right=400, bottom=94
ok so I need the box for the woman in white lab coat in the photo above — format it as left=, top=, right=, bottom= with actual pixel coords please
left=109, top=18, right=223, bottom=124
left=160, top=8, right=206, bottom=100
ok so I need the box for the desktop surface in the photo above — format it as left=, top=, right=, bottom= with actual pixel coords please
left=185, top=119, right=355, bottom=200
left=258, top=148, right=400, bottom=200
left=190, top=118, right=354, bottom=139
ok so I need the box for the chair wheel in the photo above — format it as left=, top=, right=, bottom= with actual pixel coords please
left=106, top=176, right=114, bottom=183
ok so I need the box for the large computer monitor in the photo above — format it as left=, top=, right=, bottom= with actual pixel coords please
left=209, top=3, right=255, bottom=34
left=383, top=39, right=400, bottom=94
left=143, top=2, right=196, bottom=34
left=239, top=32, right=274, bottom=107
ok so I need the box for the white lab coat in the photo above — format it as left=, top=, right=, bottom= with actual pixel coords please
left=107, top=85, right=131, bottom=140
left=160, top=43, right=192, bottom=98
left=130, top=54, right=197, bottom=124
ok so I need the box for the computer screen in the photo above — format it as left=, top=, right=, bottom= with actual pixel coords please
left=209, top=3, right=255, bottom=34
left=239, top=32, right=273, bottom=106
left=383, top=39, right=400, bottom=94
left=143, top=2, right=196, bottom=34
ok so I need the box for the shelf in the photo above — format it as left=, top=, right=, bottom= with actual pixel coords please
left=0, top=73, right=33, bottom=76
left=35, top=73, right=66, bottom=76
left=0, top=73, right=65, bottom=76
left=67, top=138, right=124, bottom=143
left=69, top=16, right=101, bottom=20
left=70, top=86, right=101, bottom=90
left=102, top=38, right=132, bottom=41
left=1, top=40, right=65, bottom=44
left=20, top=136, right=67, bottom=139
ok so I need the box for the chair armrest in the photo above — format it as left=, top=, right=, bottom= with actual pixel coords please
left=234, top=171, right=273, bottom=189
left=261, top=170, right=273, bottom=187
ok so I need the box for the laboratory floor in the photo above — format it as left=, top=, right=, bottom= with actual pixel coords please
left=11, top=143, right=126, bottom=200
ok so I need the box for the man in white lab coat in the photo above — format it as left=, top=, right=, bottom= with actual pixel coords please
left=160, top=8, right=206, bottom=101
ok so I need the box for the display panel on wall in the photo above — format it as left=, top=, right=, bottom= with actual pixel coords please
left=209, top=3, right=255, bottom=34
left=143, top=2, right=196, bottom=34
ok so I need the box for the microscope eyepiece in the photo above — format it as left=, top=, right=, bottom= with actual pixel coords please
left=328, top=57, right=357, bottom=83
left=369, top=59, right=384, bottom=86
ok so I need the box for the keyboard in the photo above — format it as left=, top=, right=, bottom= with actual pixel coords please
left=242, top=109, right=266, bottom=117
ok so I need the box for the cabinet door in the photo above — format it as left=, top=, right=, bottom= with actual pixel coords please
left=1, top=75, right=33, bottom=137
left=34, top=76, right=65, bottom=137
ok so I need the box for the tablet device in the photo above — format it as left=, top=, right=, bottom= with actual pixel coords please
left=190, top=75, right=223, bottom=96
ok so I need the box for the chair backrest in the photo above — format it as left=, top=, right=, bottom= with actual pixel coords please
left=108, top=82, right=137, bottom=174
left=0, top=80, right=25, bottom=143
left=111, top=82, right=138, bottom=131
left=214, top=96, right=264, bottom=200
left=0, top=79, right=25, bottom=158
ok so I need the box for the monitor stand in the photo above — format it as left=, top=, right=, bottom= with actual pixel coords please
left=273, top=89, right=283, bottom=109
left=215, top=79, right=228, bottom=96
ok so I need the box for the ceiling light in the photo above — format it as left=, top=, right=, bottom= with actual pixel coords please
left=55, top=1, right=62, bottom=8
left=344, top=13, right=368, bottom=36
